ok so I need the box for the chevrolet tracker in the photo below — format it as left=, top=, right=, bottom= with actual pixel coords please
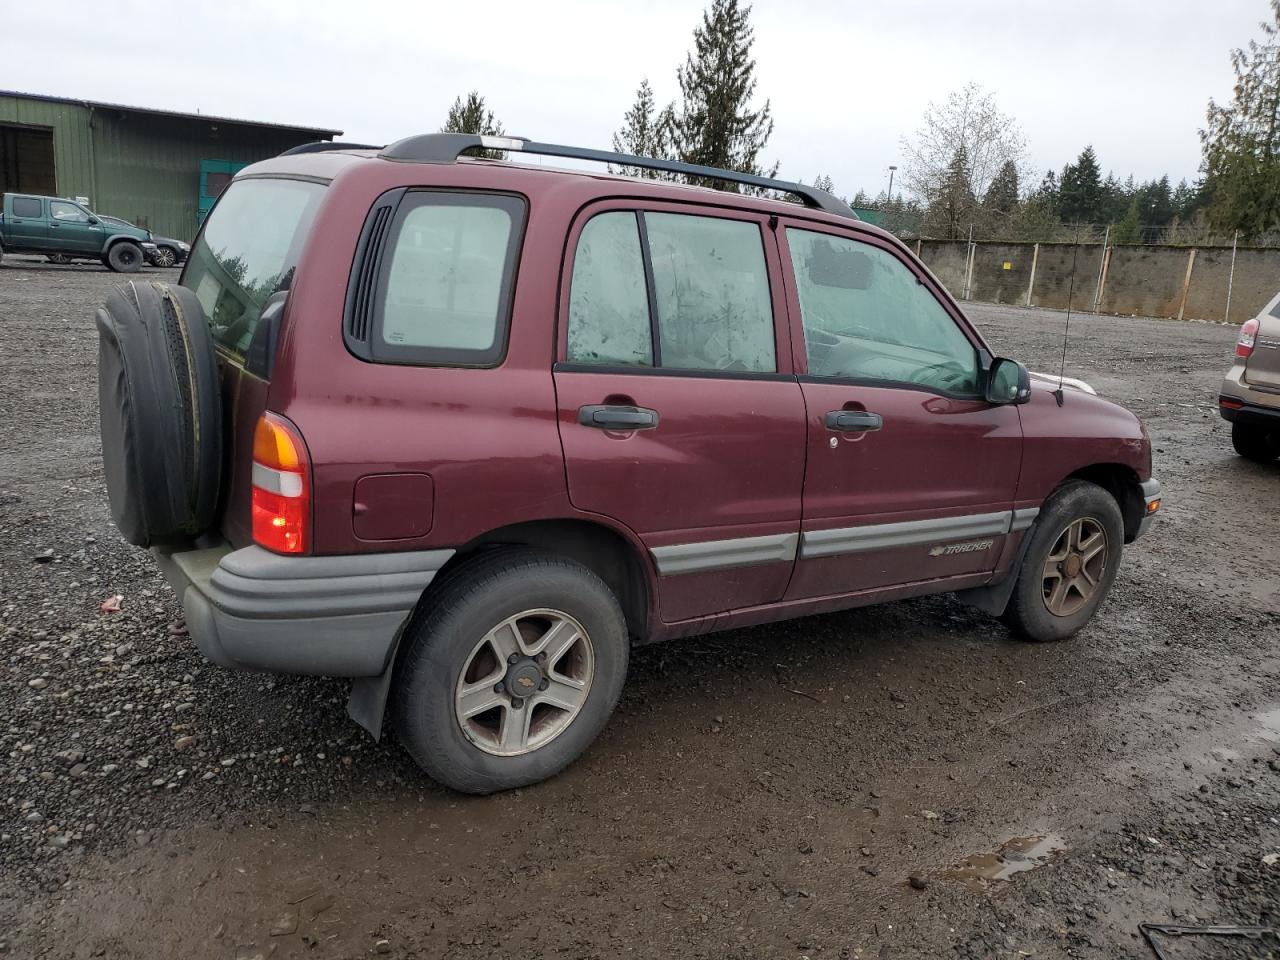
left=94, top=134, right=1161, bottom=793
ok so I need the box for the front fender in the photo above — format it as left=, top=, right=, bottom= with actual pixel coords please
left=1016, top=386, right=1151, bottom=504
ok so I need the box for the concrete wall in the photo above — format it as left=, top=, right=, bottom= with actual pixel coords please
left=917, top=238, right=1274, bottom=324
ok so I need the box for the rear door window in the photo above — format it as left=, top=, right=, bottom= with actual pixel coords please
left=566, top=209, right=777, bottom=374
left=182, top=177, right=325, bottom=355
left=12, top=197, right=42, bottom=218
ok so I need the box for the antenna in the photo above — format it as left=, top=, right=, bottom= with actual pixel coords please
left=1054, top=223, right=1081, bottom=408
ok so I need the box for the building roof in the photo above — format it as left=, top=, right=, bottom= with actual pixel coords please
left=0, top=89, right=342, bottom=137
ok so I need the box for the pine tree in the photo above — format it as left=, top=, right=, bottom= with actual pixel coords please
left=1113, top=198, right=1143, bottom=244
left=442, top=91, right=505, bottom=159
left=922, top=147, right=977, bottom=239
left=611, top=79, right=675, bottom=178
left=982, top=160, right=1020, bottom=216
left=1202, top=1, right=1280, bottom=239
left=669, top=0, right=776, bottom=186
left=812, top=174, right=835, bottom=193
left=1058, top=146, right=1104, bottom=222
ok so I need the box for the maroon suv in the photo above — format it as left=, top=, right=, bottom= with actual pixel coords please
left=95, top=134, right=1161, bottom=793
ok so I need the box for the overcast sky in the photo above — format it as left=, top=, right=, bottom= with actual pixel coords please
left=4, top=0, right=1264, bottom=198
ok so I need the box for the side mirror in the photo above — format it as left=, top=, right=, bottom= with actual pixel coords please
left=985, top=357, right=1031, bottom=405
left=86, top=217, right=99, bottom=225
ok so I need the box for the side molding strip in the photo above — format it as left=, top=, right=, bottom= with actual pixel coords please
left=1010, top=507, right=1040, bottom=532
left=651, top=509, right=1040, bottom=575
left=651, top=532, right=799, bottom=576
left=800, top=511, right=1014, bottom=560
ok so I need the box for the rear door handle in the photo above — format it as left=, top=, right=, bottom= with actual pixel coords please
left=825, top=410, right=883, bottom=433
left=578, top=404, right=659, bottom=431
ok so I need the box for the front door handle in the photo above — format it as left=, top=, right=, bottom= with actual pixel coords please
left=825, top=410, right=883, bottom=433
left=578, top=404, right=659, bottom=431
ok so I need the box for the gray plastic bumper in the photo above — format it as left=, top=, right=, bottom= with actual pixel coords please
left=1135, top=477, right=1161, bottom=541
left=153, top=543, right=454, bottom=676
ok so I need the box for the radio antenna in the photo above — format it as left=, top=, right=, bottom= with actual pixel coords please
left=1054, top=223, right=1081, bottom=407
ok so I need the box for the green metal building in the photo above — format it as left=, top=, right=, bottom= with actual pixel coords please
left=0, top=90, right=340, bottom=241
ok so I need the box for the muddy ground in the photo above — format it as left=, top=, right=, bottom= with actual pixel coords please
left=0, top=260, right=1276, bottom=959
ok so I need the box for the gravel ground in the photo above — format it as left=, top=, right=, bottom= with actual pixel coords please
left=0, top=260, right=1277, bottom=959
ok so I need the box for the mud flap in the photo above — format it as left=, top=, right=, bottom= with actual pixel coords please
left=346, top=624, right=409, bottom=741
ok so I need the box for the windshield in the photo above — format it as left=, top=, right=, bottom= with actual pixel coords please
left=181, top=177, right=325, bottom=355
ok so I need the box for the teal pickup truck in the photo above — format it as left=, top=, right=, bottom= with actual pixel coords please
left=0, top=193, right=157, bottom=272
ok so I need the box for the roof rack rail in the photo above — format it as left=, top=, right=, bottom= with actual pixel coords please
left=279, top=140, right=381, bottom=156
left=378, top=133, right=857, bottom=220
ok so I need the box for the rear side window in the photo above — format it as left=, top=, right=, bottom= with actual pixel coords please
left=645, top=213, right=775, bottom=372
left=375, top=194, right=523, bottom=364
left=12, top=197, right=42, bottom=218
left=566, top=210, right=777, bottom=374
left=182, top=177, right=325, bottom=354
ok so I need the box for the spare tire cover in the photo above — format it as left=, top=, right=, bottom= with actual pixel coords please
left=96, top=281, right=222, bottom=547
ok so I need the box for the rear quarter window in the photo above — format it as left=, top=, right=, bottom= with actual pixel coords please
left=362, top=192, right=526, bottom=367
left=181, top=177, right=325, bottom=355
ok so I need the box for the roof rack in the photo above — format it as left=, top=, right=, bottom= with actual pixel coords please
left=376, top=133, right=857, bottom=220
left=278, top=140, right=381, bottom=156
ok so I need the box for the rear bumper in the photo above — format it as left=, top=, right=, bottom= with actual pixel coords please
left=1219, top=397, right=1280, bottom=427
left=1135, top=477, right=1161, bottom=541
left=1219, top=364, right=1280, bottom=425
left=152, top=543, right=454, bottom=676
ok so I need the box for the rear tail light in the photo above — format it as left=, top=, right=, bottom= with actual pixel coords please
left=1237, top=318, right=1259, bottom=358
left=251, top=412, right=310, bottom=554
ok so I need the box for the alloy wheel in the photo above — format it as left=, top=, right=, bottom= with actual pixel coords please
left=454, top=608, right=594, bottom=757
left=1041, top=517, right=1108, bottom=617
left=153, top=247, right=176, bottom=267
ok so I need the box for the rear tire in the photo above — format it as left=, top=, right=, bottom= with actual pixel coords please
left=1231, top=421, right=1280, bottom=462
left=106, top=242, right=143, bottom=273
left=392, top=549, right=629, bottom=794
left=1001, top=481, right=1124, bottom=643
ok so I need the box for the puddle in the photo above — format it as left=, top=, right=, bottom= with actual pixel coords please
left=943, top=834, right=1068, bottom=887
left=1253, top=708, right=1280, bottom=740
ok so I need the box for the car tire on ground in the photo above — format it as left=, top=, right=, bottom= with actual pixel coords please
left=106, top=241, right=144, bottom=273
left=1231, top=421, right=1280, bottom=462
left=47, top=253, right=73, bottom=265
left=1000, top=480, right=1124, bottom=643
left=392, top=548, right=630, bottom=794
left=152, top=246, right=177, bottom=268
left=95, top=281, right=221, bottom=546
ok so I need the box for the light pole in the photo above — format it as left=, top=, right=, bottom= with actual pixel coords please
left=886, top=165, right=897, bottom=203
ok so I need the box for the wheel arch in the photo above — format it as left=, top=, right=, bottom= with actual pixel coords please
left=1062, top=462, right=1144, bottom=543
left=347, top=517, right=656, bottom=740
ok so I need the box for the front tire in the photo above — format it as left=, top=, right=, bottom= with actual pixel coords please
left=47, top=253, right=73, bottom=265
left=152, top=246, right=177, bottom=268
left=1232, top=421, right=1280, bottom=462
left=392, top=549, right=629, bottom=794
left=1001, top=481, right=1124, bottom=643
left=106, top=242, right=143, bottom=273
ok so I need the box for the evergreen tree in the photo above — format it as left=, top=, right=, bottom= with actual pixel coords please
left=812, top=174, right=835, bottom=193
left=1058, top=146, right=1104, bottom=221
left=1201, top=1, right=1280, bottom=239
left=1113, top=198, right=1143, bottom=244
left=669, top=0, right=776, bottom=186
left=922, top=147, right=977, bottom=239
left=982, top=160, right=1020, bottom=216
left=442, top=91, right=506, bottom=159
left=612, top=79, right=675, bottom=178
